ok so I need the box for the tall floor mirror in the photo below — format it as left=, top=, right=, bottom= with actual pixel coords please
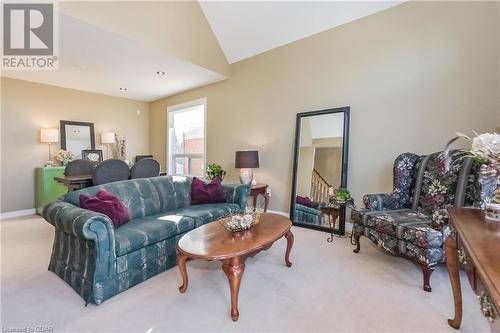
left=290, top=107, right=350, bottom=235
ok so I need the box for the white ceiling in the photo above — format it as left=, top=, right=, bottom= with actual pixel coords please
left=199, top=1, right=404, bottom=64
left=2, top=14, right=225, bottom=101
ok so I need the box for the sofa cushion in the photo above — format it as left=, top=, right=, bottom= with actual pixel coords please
left=171, top=203, right=240, bottom=228
left=171, top=176, right=192, bottom=209
left=114, top=213, right=195, bottom=256
left=64, top=178, right=162, bottom=220
left=359, top=209, right=443, bottom=248
left=149, top=176, right=178, bottom=212
left=358, top=226, right=444, bottom=265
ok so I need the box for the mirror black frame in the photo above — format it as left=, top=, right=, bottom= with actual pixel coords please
left=289, top=106, right=350, bottom=235
left=60, top=120, right=96, bottom=152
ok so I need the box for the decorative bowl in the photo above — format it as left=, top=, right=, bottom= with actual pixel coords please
left=218, top=208, right=264, bottom=232
left=485, top=203, right=500, bottom=222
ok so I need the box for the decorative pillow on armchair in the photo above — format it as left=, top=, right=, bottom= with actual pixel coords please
left=191, top=177, right=226, bottom=205
left=80, top=190, right=130, bottom=227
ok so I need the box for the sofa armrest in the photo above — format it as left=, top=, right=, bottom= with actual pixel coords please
left=363, top=193, right=408, bottom=210
left=223, top=184, right=250, bottom=210
left=42, top=200, right=117, bottom=275
left=295, top=203, right=322, bottom=215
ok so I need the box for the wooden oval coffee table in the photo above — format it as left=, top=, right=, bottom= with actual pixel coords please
left=177, top=213, right=294, bottom=321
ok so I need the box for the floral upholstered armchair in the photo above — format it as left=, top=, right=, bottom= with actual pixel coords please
left=351, top=151, right=479, bottom=292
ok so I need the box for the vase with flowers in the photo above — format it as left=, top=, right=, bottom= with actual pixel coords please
left=445, top=132, right=500, bottom=221
left=55, top=149, right=74, bottom=166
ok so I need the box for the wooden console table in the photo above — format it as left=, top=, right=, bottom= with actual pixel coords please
left=445, top=207, right=500, bottom=332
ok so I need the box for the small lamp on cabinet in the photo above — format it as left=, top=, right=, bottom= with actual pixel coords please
left=101, top=132, right=115, bottom=159
left=235, top=150, right=259, bottom=185
left=40, top=128, right=59, bottom=166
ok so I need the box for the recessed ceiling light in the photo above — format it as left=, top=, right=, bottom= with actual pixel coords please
left=156, top=71, right=166, bottom=76
left=119, top=87, right=127, bottom=91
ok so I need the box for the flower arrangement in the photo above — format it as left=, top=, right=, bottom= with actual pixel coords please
left=55, top=149, right=74, bottom=165
left=111, top=134, right=127, bottom=160
left=445, top=132, right=500, bottom=205
left=206, top=163, right=226, bottom=181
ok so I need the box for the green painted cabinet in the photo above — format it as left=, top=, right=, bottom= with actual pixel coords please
left=36, top=167, right=68, bottom=215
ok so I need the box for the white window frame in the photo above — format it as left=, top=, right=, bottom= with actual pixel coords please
left=166, top=98, right=207, bottom=177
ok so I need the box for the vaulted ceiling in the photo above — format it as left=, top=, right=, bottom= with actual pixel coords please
left=1, top=1, right=403, bottom=101
left=200, top=1, right=403, bottom=64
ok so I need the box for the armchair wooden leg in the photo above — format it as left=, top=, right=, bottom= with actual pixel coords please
left=419, top=262, right=435, bottom=292
left=352, top=232, right=361, bottom=253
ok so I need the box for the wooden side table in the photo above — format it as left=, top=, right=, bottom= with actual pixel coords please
left=250, top=183, right=269, bottom=212
left=319, top=206, right=340, bottom=229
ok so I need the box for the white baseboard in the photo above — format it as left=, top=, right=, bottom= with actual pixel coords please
left=0, top=208, right=37, bottom=220
left=267, top=209, right=289, bottom=217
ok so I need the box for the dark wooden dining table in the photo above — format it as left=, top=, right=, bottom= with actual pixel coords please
left=54, top=174, right=93, bottom=191
left=55, top=171, right=168, bottom=191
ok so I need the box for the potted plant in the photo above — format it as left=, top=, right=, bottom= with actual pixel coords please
left=207, top=163, right=227, bottom=182
left=328, top=188, right=354, bottom=208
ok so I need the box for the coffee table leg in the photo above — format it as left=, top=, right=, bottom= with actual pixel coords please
left=177, top=251, right=189, bottom=293
left=222, top=257, right=245, bottom=321
left=284, top=230, right=294, bottom=267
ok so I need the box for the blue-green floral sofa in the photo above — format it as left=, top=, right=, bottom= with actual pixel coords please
left=294, top=203, right=326, bottom=226
left=351, top=151, right=479, bottom=292
left=42, top=176, right=249, bottom=305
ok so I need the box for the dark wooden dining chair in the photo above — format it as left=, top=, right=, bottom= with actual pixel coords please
left=130, top=158, right=160, bottom=179
left=64, top=159, right=94, bottom=191
left=65, top=159, right=94, bottom=176
left=92, top=159, right=130, bottom=185
left=135, top=155, right=153, bottom=163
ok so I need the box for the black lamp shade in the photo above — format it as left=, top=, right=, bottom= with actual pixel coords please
left=235, top=151, right=259, bottom=168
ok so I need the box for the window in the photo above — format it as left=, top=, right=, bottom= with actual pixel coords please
left=167, top=99, right=206, bottom=176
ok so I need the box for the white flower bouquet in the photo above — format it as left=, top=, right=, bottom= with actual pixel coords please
left=444, top=132, right=500, bottom=209
left=445, top=132, right=500, bottom=166
left=55, top=149, right=74, bottom=165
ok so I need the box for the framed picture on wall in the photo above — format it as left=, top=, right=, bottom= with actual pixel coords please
left=82, top=149, right=103, bottom=163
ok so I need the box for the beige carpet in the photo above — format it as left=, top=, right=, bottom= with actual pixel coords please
left=0, top=215, right=491, bottom=333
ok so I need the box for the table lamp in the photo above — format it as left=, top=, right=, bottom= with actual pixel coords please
left=40, top=128, right=59, bottom=166
left=235, top=150, right=259, bottom=185
left=101, top=132, right=115, bottom=159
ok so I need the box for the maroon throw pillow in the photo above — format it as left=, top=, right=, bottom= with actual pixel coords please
left=191, top=177, right=226, bottom=205
left=296, top=195, right=314, bottom=208
left=80, top=190, right=130, bottom=228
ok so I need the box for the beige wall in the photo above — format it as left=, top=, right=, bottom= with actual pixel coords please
left=296, top=146, right=315, bottom=198
left=297, top=137, right=343, bottom=197
left=1, top=77, right=150, bottom=212
left=150, top=1, right=500, bottom=213
left=314, top=147, right=342, bottom=188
